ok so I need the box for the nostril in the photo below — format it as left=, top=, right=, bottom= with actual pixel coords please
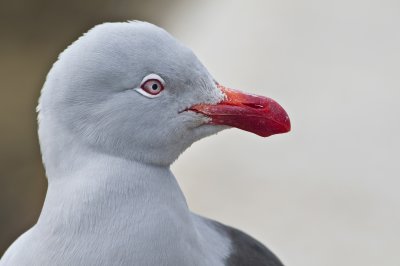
left=242, top=102, right=264, bottom=109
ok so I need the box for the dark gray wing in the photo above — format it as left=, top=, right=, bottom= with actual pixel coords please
left=212, top=220, right=284, bottom=266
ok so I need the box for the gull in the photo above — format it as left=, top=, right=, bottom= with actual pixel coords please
left=0, top=21, right=290, bottom=266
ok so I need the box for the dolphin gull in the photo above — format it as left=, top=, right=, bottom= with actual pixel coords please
left=0, top=21, right=290, bottom=266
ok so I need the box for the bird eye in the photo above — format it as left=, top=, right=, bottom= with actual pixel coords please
left=135, top=74, right=165, bottom=98
left=141, top=79, right=164, bottom=95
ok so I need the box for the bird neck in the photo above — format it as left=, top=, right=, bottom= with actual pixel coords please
left=37, top=147, right=196, bottom=244
left=37, top=111, right=198, bottom=240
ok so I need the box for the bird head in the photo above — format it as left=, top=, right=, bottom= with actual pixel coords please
left=38, top=22, right=290, bottom=167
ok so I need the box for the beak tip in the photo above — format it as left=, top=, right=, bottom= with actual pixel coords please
left=262, top=112, right=291, bottom=137
left=284, top=115, right=291, bottom=133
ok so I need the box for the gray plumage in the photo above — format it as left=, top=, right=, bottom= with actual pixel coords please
left=0, top=21, right=285, bottom=266
left=212, top=220, right=284, bottom=266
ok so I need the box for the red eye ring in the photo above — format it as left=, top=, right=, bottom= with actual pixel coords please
left=140, top=79, right=164, bottom=95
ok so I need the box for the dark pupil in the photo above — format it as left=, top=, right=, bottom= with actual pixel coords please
left=151, top=83, right=158, bottom=90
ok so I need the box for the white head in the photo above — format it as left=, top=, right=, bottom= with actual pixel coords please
left=38, top=21, right=290, bottom=171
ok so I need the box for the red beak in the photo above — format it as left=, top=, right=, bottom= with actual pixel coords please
left=189, top=84, right=291, bottom=137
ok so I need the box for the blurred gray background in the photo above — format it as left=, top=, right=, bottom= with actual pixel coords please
left=1, top=0, right=399, bottom=265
